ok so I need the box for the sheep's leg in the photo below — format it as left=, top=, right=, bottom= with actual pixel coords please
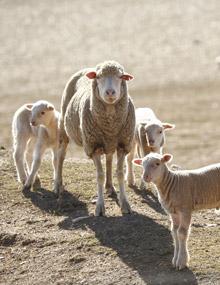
left=54, top=139, right=68, bottom=196
left=176, top=211, right=191, bottom=270
left=24, top=142, right=46, bottom=190
left=13, top=136, right=28, bottom=184
left=105, top=153, right=116, bottom=197
left=52, top=146, right=59, bottom=184
left=92, top=151, right=105, bottom=216
left=117, top=147, right=131, bottom=214
left=25, top=138, right=41, bottom=188
left=170, top=213, right=180, bottom=268
left=125, top=141, right=136, bottom=187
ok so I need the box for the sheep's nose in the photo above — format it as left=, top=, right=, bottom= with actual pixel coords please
left=149, top=139, right=155, bottom=145
left=106, top=89, right=116, bottom=96
left=31, top=121, right=36, bottom=126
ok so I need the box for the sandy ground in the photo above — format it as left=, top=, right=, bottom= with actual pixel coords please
left=0, top=1, right=220, bottom=284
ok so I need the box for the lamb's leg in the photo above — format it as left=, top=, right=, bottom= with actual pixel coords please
left=25, top=138, right=41, bottom=188
left=117, top=147, right=131, bottom=214
left=13, top=136, right=28, bottom=184
left=24, top=142, right=46, bottom=190
left=170, top=213, right=180, bottom=268
left=176, top=211, right=191, bottom=270
left=105, top=153, right=116, bottom=197
left=52, top=146, right=59, bottom=185
left=125, top=141, right=136, bottom=187
left=54, top=138, right=68, bottom=196
left=92, top=151, right=105, bottom=216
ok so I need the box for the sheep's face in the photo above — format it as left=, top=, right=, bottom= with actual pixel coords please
left=145, top=123, right=164, bottom=151
left=25, top=101, right=54, bottom=127
left=86, top=71, right=133, bottom=104
left=145, top=122, right=175, bottom=151
left=133, top=153, right=173, bottom=184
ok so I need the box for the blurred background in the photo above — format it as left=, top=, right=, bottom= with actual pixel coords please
left=1, top=0, right=220, bottom=167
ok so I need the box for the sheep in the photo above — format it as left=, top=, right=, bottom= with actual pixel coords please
left=126, top=107, right=174, bottom=189
left=12, top=100, right=60, bottom=191
left=55, top=60, right=135, bottom=216
left=133, top=153, right=220, bottom=270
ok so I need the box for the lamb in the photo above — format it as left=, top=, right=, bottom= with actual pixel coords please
left=12, top=100, right=60, bottom=191
left=126, top=107, right=174, bottom=188
left=55, top=60, right=135, bottom=216
left=133, top=153, right=220, bottom=270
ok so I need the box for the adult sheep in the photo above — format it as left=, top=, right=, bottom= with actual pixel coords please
left=55, top=61, right=135, bottom=216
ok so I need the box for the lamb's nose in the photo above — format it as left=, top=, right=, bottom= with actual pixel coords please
left=106, top=89, right=116, bottom=96
left=31, top=121, right=36, bottom=126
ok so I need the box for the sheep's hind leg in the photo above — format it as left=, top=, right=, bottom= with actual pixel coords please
left=176, top=211, right=191, bottom=270
left=125, top=141, right=136, bottom=187
left=13, top=136, right=28, bottom=185
left=93, top=150, right=105, bottom=216
left=117, top=147, right=131, bottom=214
left=105, top=153, right=117, bottom=197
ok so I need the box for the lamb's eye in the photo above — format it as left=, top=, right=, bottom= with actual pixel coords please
left=159, top=130, right=162, bottom=134
left=41, top=111, right=45, bottom=115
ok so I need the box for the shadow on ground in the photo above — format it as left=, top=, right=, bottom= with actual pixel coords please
left=59, top=210, right=198, bottom=285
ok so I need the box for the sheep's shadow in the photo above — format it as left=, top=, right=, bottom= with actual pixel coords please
left=59, top=212, right=198, bottom=285
left=130, top=184, right=166, bottom=215
left=22, top=186, right=87, bottom=215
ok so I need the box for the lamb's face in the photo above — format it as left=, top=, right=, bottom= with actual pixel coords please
left=145, top=123, right=164, bottom=151
left=133, top=153, right=172, bottom=184
left=26, top=101, right=54, bottom=127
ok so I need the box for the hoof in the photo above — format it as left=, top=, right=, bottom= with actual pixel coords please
left=120, top=198, right=132, bottom=214
left=175, top=257, right=188, bottom=270
left=106, top=186, right=117, bottom=198
left=95, top=202, right=105, bottom=216
left=33, top=177, right=41, bottom=190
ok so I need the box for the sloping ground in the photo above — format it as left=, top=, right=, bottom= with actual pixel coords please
left=0, top=149, right=219, bottom=285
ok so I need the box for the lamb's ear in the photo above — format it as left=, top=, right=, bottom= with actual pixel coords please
left=25, top=104, right=33, bottom=111
left=161, top=154, right=173, bottom=163
left=86, top=71, right=97, bottom=79
left=120, top=73, right=134, bottom=81
left=47, top=104, right=54, bottom=111
left=132, top=158, right=143, bottom=167
left=162, top=123, right=175, bottom=130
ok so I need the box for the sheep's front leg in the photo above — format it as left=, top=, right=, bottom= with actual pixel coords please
left=117, top=147, right=131, bottom=214
left=170, top=213, right=180, bottom=268
left=125, top=141, right=136, bottom=187
left=54, top=138, right=68, bottom=196
left=92, top=151, right=105, bottom=216
left=24, top=142, right=46, bottom=190
left=105, top=153, right=116, bottom=197
left=176, top=211, right=191, bottom=270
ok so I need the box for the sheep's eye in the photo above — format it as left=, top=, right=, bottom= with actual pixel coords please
left=159, top=130, right=162, bottom=134
left=41, top=111, right=45, bottom=115
left=156, top=162, right=160, bottom=166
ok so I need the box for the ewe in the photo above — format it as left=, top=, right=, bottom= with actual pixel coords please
left=133, top=153, right=220, bottom=270
left=12, top=100, right=60, bottom=191
left=56, top=60, right=135, bottom=216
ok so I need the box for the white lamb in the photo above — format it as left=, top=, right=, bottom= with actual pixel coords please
left=133, top=153, right=220, bottom=270
left=126, top=107, right=174, bottom=188
left=12, top=100, right=60, bottom=191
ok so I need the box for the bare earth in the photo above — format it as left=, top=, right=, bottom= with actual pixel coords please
left=0, top=1, right=220, bottom=284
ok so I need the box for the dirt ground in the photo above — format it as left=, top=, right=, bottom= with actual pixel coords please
left=0, top=1, right=220, bottom=284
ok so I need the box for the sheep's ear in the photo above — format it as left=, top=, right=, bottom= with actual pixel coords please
left=132, top=158, right=143, bottom=166
left=162, top=123, right=175, bottom=130
left=120, top=73, right=134, bottom=81
left=161, top=154, right=173, bottom=163
left=47, top=104, right=54, bottom=111
left=25, top=104, right=33, bottom=111
left=86, top=71, right=97, bottom=79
